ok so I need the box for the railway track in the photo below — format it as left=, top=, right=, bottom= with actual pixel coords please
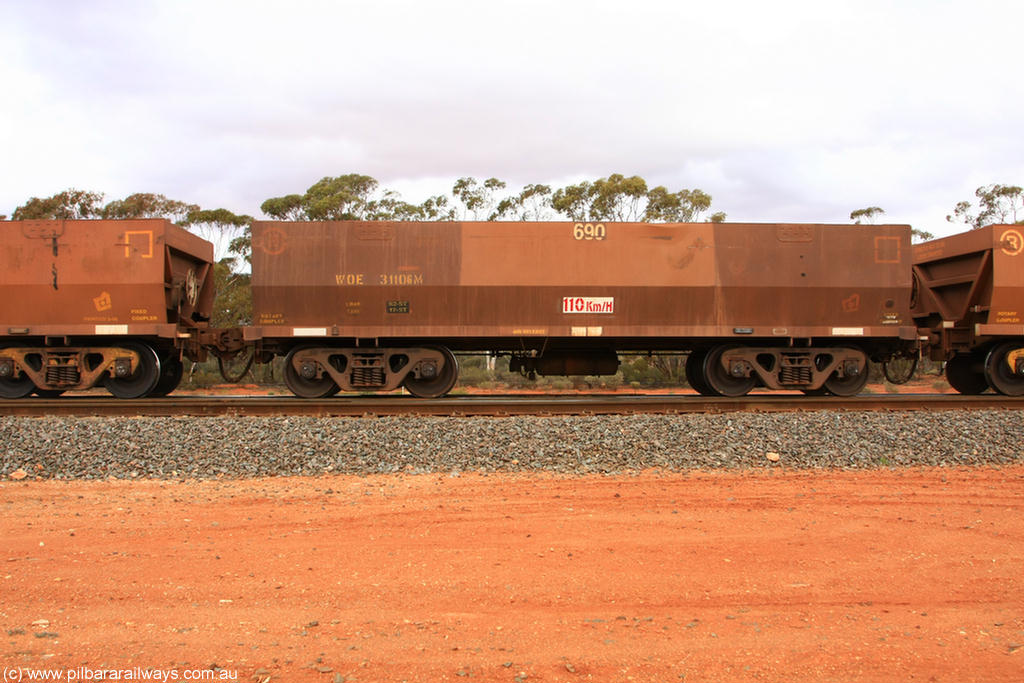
left=2, top=393, right=1022, bottom=417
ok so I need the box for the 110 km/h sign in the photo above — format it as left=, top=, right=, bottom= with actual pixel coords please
left=561, top=297, right=614, bottom=314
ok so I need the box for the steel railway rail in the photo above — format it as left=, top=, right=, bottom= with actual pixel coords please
left=1, top=393, right=1022, bottom=417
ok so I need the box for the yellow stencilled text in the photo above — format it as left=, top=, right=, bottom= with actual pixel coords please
left=379, top=273, right=424, bottom=285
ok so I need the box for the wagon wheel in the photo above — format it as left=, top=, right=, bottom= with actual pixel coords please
left=701, top=345, right=756, bottom=397
left=0, top=364, right=35, bottom=398
left=944, top=353, right=989, bottom=395
left=104, top=342, right=162, bottom=399
left=0, top=346, right=37, bottom=399
left=882, top=356, right=918, bottom=385
left=823, top=368, right=869, bottom=397
left=283, top=345, right=338, bottom=399
left=984, top=341, right=1024, bottom=396
left=685, top=349, right=715, bottom=396
left=822, top=347, right=870, bottom=397
left=403, top=347, right=459, bottom=398
left=149, top=355, right=185, bottom=398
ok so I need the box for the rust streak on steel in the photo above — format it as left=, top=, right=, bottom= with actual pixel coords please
left=2, top=395, right=1023, bottom=417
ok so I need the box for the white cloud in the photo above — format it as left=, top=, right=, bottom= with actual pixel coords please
left=1, top=0, right=1022, bottom=237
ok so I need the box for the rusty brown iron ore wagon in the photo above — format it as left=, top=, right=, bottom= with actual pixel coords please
left=0, top=219, right=240, bottom=398
left=5, top=218, right=1024, bottom=400
left=913, top=224, right=1024, bottom=395
left=246, top=221, right=919, bottom=398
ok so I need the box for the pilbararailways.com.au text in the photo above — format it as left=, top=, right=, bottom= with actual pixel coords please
left=4, top=668, right=238, bottom=682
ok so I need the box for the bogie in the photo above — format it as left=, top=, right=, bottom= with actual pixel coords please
left=0, top=342, right=169, bottom=399
left=687, top=345, right=869, bottom=396
left=280, top=345, right=459, bottom=398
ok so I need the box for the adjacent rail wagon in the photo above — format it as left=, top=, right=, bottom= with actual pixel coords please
left=913, top=224, right=1024, bottom=395
left=0, top=219, right=223, bottom=398
left=247, top=221, right=918, bottom=398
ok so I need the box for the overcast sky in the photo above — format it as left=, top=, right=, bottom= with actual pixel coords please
left=1, top=0, right=1021, bottom=236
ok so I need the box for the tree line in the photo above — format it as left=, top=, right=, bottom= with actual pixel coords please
left=849, top=184, right=1024, bottom=241
left=5, top=175, right=1022, bottom=269
left=258, top=173, right=727, bottom=225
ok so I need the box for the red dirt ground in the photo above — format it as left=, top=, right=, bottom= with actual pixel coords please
left=3, top=467, right=1023, bottom=682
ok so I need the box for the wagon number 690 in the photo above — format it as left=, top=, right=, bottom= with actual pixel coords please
left=573, top=223, right=606, bottom=241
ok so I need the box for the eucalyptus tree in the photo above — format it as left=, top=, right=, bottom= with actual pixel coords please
left=101, top=193, right=198, bottom=223
left=948, top=184, right=1024, bottom=229
left=451, top=177, right=507, bottom=220
left=551, top=173, right=724, bottom=223
left=850, top=206, right=885, bottom=224
left=12, top=188, right=104, bottom=220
